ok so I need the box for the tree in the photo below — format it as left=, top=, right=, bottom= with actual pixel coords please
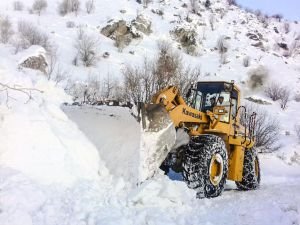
left=32, top=0, right=48, bottom=16
left=0, top=17, right=14, bottom=44
left=85, top=0, right=95, bottom=14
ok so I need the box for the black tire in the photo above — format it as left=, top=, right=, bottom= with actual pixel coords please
left=236, top=149, right=261, bottom=190
left=182, top=135, right=228, bottom=198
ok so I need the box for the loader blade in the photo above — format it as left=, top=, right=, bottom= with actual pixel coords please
left=138, top=104, right=176, bottom=183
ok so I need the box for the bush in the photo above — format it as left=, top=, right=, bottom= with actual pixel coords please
left=75, top=33, right=99, bottom=67
left=216, top=35, right=228, bottom=54
left=264, top=83, right=290, bottom=109
left=0, top=17, right=14, bottom=44
left=279, top=88, right=290, bottom=110
left=66, top=21, right=75, bottom=28
left=227, top=0, right=236, bottom=6
left=243, top=56, right=250, bottom=67
left=241, top=103, right=280, bottom=152
left=122, top=42, right=201, bottom=103
left=247, top=65, right=268, bottom=89
left=58, top=0, right=80, bottom=16
left=283, top=22, right=290, bottom=34
left=264, top=82, right=284, bottom=101
left=189, top=0, right=199, bottom=13
left=295, top=125, right=300, bottom=142
left=32, top=0, right=47, bottom=16
left=18, top=20, right=50, bottom=50
left=13, top=1, right=24, bottom=11
left=85, top=0, right=95, bottom=14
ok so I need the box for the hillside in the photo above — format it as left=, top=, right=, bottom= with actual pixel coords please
left=0, top=0, right=300, bottom=224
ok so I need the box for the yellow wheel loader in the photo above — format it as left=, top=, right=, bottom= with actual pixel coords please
left=138, top=81, right=260, bottom=198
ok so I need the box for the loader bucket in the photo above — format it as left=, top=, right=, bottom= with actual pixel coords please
left=138, top=103, right=176, bottom=183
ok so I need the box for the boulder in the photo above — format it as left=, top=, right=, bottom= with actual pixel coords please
left=20, top=54, right=47, bottom=74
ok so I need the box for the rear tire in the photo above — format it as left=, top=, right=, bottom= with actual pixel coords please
left=182, top=135, right=228, bottom=198
left=236, top=149, right=261, bottom=190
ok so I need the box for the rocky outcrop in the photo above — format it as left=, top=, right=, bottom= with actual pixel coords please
left=20, top=54, right=47, bottom=74
left=100, top=15, right=151, bottom=48
left=171, top=25, right=198, bottom=55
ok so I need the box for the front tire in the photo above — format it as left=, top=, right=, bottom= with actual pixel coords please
left=236, top=149, right=261, bottom=190
left=182, top=135, right=228, bottom=198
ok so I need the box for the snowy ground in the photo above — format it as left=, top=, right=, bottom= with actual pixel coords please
left=60, top=105, right=300, bottom=225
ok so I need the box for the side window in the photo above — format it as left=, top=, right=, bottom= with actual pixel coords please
left=194, top=93, right=202, bottom=110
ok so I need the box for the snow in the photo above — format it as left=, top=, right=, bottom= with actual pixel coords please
left=0, top=0, right=300, bottom=224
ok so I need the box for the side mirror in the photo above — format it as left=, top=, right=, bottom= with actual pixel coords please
left=186, top=88, right=192, bottom=99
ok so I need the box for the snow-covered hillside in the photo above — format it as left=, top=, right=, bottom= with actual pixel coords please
left=0, top=0, right=300, bottom=224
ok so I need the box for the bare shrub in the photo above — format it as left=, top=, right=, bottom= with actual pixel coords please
left=265, top=82, right=283, bottom=101
left=18, top=21, right=50, bottom=50
left=143, top=0, right=152, bottom=8
left=0, top=17, right=14, bottom=44
left=243, top=56, right=250, bottom=67
left=227, top=0, right=236, bottom=6
left=32, top=0, right=48, bottom=16
left=272, top=14, right=283, bottom=22
left=71, top=0, right=81, bottom=15
left=247, top=65, right=268, bottom=89
left=189, top=0, right=199, bottom=13
left=295, top=125, right=300, bottom=142
left=283, top=22, right=290, bottom=34
left=241, top=103, right=280, bottom=152
left=75, top=33, right=99, bottom=67
left=85, top=0, right=95, bottom=14
left=216, top=35, right=228, bottom=54
left=209, top=14, right=215, bottom=31
left=122, top=41, right=201, bottom=103
left=294, top=93, right=300, bottom=102
left=58, top=0, right=80, bottom=16
left=13, top=1, right=24, bottom=11
left=46, top=46, right=58, bottom=80
left=66, top=21, right=75, bottom=28
left=279, top=87, right=290, bottom=110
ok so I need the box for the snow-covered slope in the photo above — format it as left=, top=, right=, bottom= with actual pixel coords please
left=0, top=0, right=300, bottom=224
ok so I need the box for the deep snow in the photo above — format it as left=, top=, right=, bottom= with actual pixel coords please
left=0, top=0, right=300, bottom=224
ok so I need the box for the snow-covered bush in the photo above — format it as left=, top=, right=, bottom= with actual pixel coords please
left=272, top=14, right=283, bottom=22
left=227, top=0, right=236, bottom=6
left=122, top=42, right=201, bottom=103
left=295, top=125, right=300, bottom=142
left=13, top=1, right=24, bottom=11
left=241, top=103, right=280, bottom=152
left=58, top=0, right=81, bottom=16
left=0, top=17, right=14, bottom=44
left=279, top=87, right=290, bottom=110
left=247, top=65, right=268, bottom=89
left=264, top=83, right=290, bottom=109
left=243, top=56, right=250, bottom=67
left=74, top=33, right=99, bottom=67
left=189, top=0, right=199, bottom=13
left=66, top=21, right=76, bottom=28
left=32, top=0, right=48, bottom=16
left=216, top=35, right=228, bottom=54
left=18, top=21, right=50, bottom=50
left=85, top=0, right=95, bottom=14
left=265, top=82, right=284, bottom=101
left=283, top=22, right=290, bottom=34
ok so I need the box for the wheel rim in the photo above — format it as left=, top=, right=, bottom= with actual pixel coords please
left=209, top=154, right=224, bottom=186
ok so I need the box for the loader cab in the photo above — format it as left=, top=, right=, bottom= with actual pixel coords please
left=187, top=81, right=238, bottom=123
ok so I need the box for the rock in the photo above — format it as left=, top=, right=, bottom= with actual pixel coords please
left=120, top=9, right=126, bottom=14
left=20, top=54, right=47, bottom=74
left=101, top=15, right=151, bottom=48
left=277, top=43, right=288, bottom=50
left=103, top=52, right=110, bottom=58
left=131, top=15, right=152, bottom=34
left=246, top=33, right=259, bottom=41
left=245, top=97, right=272, bottom=105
